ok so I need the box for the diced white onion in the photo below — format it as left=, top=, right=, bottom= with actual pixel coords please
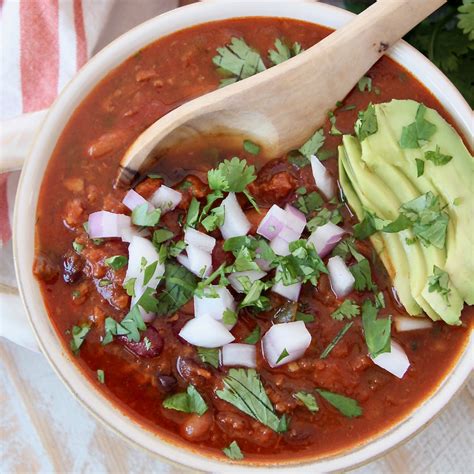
left=185, top=244, right=213, bottom=277
left=283, top=204, right=306, bottom=236
left=310, top=155, right=335, bottom=199
left=88, top=211, right=131, bottom=239
left=150, top=185, right=182, bottom=213
left=271, top=267, right=302, bottom=301
left=308, top=222, right=346, bottom=258
left=327, top=256, right=355, bottom=299
left=194, top=286, right=236, bottom=330
left=270, top=236, right=291, bottom=256
left=261, top=321, right=311, bottom=368
left=219, top=192, right=251, bottom=239
left=257, top=204, right=306, bottom=242
left=179, top=316, right=235, bottom=348
left=257, top=205, right=287, bottom=240
left=221, top=343, right=257, bottom=368
left=120, top=225, right=149, bottom=243
left=125, top=236, right=164, bottom=289
left=394, top=316, right=433, bottom=332
left=228, top=270, right=267, bottom=293
left=371, top=340, right=410, bottom=378
left=176, top=253, right=192, bottom=272
left=184, top=228, right=216, bottom=253
left=122, top=189, right=153, bottom=212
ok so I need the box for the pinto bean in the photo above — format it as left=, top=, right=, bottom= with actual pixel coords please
left=180, top=411, right=213, bottom=441
left=119, top=326, right=164, bottom=358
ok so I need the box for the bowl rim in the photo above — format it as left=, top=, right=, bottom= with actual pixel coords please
left=13, top=1, right=473, bottom=472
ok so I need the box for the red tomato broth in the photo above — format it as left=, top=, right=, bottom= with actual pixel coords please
left=34, top=17, right=473, bottom=463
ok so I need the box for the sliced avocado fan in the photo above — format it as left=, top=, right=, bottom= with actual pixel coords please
left=338, top=99, right=473, bottom=325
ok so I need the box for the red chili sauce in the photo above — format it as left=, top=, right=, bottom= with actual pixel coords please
left=34, top=18, right=472, bottom=463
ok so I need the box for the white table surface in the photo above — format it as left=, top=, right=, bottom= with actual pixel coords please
left=1, top=337, right=473, bottom=473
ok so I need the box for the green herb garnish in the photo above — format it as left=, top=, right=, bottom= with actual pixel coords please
left=294, top=391, right=319, bottom=412
left=427, top=265, right=452, bottom=303
left=70, top=324, right=91, bottom=354
left=197, top=347, right=219, bottom=368
left=424, top=145, right=453, bottom=166
left=298, top=128, right=325, bottom=158
left=268, top=38, right=303, bottom=65
left=163, top=384, right=208, bottom=416
left=400, top=103, right=436, bottom=148
left=361, top=300, right=391, bottom=358
left=223, top=441, right=244, bottom=460
left=316, top=389, right=362, bottom=418
left=97, top=369, right=105, bottom=384
left=104, top=255, right=128, bottom=270
left=244, top=325, right=261, bottom=344
left=243, top=139, right=260, bottom=155
left=354, top=103, right=378, bottom=141
left=131, top=203, right=161, bottom=227
left=320, top=322, right=353, bottom=359
left=331, top=299, right=360, bottom=320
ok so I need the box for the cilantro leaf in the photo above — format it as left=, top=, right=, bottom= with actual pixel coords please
left=458, top=0, right=474, bottom=40
left=223, top=309, right=238, bottom=326
left=427, top=265, right=452, bottom=303
left=331, top=237, right=365, bottom=262
left=357, top=75, right=372, bottom=92
left=288, top=151, right=310, bottom=168
left=201, top=205, right=225, bottom=232
left=328, top=111, right=343, bottom=136
left=296, top=191, right=324, bottom=215
left=152, top=229, right=174, bottom=245
left=197, top=347, right=219, bottom=368
left=213, top=37, right=266, bottom=87
left=307, top=207, right=342, bottom=230
left=350, top=258, right=376, bottom=291
left=244, top=325, right=261, bottom=344
left=320, top=322, right=353, bottom=359
left=243, top=139, right=260, bottom=155
left=208, top=157, right=257, bottom=193
left=163, top=384, right=208, bottom=416
left=276, top=348, right=290, bottom=364
left=298, top=128, right=325, bottom=158
left=424, top=145, right=453, bottom=166
left=186, top=198, right=200, bottom=229
left=331, top=300, right=360, bottom=321
left=72, top=240, right=84, bottom=254
left=354, top=104, right=378, bottom=141
left=295, top=311, right=315, bottom=323
left=400, top=104, right=436, bottom=148
left=97, top=369, right=105, bottom=384
left=416, top=158, right=425, bottom=177
left=268, top=38, right=303, bottom=65
left=216, top=368, right=287, bottom=433
left=156, top=263, right=197, bottom=315
left=293, top=391, right=319, bottom=412
left=70, top=324, right=91, bottom=354
left=131, top=203, right=161, bottom=227
left=104, top=255, right=128, bottom=270
left=239, top=279, right=270, bottom=310
left=316, top=389, right=362, bottom=418
left=223, top=441, right=244, bottom=461
left=361, top=300, right=391, bottom=358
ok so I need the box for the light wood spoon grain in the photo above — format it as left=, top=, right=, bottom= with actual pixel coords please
left=117, top=0, right=445, bottom=186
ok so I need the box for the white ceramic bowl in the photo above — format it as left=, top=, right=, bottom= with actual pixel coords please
left=13, top=1, right=473, bottom=472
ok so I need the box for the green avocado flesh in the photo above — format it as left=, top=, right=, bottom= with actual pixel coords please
left=339, top=99, right=473, bottom=325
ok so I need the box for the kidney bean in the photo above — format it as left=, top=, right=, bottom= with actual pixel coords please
left=63, top=251, right=84, bottom=284
left=180, top=411, right=213, bottom=441
left=119, top=326, right=164, bottom=358
left=156, top=374, right=177, bottom=393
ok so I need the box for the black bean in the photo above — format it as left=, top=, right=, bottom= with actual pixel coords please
left=156, top=374, right=177, bottom=392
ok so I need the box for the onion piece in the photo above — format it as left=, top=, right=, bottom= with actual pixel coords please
left=221, top=343, right=257, bottom=368
left=122, top=189, right=153, bottom=212
left=257, top=205, right=286, bottom=240
left=308, top=222, right=346, bottom=257
left=184, top=228, right=216, bottom=253
left=394, top=316, right=433, bottom=332
left=270, top=236, right=291, bottom=256
left=88, top=211, right=131, bottom=239
left=261, top=321, right=311, bottom=368
left=131, top=285, right=156, bottom=323
left=371, top=340, right=410, bottom=378
left=327, top=256, right=355, bottom=299
left=228, top=270, right=267, bottom=293
left=185, top=244, right=213, bottom=277
left=125, top=236, right=164, bottom=288
left=194, top=286, right=237, bottom=330
left=176, top=253, right=192, bottom=272
left=179, top=316, right=235, bottom=348
left=310, top=155, right=335, bottom=199
left=120, top=225, right=149, bottom=243
left=271, top=267, right=302, bottom=301
left=150, top=185, right=182, bottom=213
left=219, top=192, right=251, bottom=239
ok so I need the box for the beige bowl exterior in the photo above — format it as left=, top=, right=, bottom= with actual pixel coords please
left=13, top=1, right=473, bottom=472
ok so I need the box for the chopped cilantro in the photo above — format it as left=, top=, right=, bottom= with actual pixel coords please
left=223, top=441, right=244, bottom=461
left=186, top=198, right=200, bottom=229
left=276, top=348, right=290, bottom=364
left=197, top=347, right=219, bottom=368
left=201, top=205, right=225, bottom=232
left=298, top=128, right=325, bottom=158
left=354, top=103, right=378, bottom=141
left=296, top=191, right=324, bottom=215
left=72, top=240, right=83, bottom=254
left=357, top=75, right=372, bottom=92
left=97, top=369, right=105, bottom=384
left=142, top=261, right=158, bottom=286
left=424, top=145, right=453, bottom=166
left=331, top=299, right=360, bottom=321
left=99, top=279, right=111, bottom=287
left=143, top=336, right=151, bottom=350
left=244, top=325, right=261, bottom=344
left=316, top=389, right=362, bottom=418
left=223, top=309, right=238, bottom=326
left=288, top=151, right=310, bottom=168
left=216, top=368, right=288, bottom=433
left=104, top=255, right=128, bottom=270
left=331, top=237, right=365, bottom=262
left=361, top=300, right=391, bottom=358
left=374, top=291, right=386, bottom=309
left=131, top=203, right=161, bottom=227
left=70, top=324, right=91, bottom=354
left=320, top=322, right=353, bottom=359
left=213, top=37, right=266, bottom=87
left=208, top=157, right=257, bottom=193
left=416, top=158, right=425, bottom=177
left=179, top=180, right=192, bottom=191
left=307, top=207, right=342, bottom=230
left=427, top=265, right=452, bottom=303
left=294, top=391, right=319, bottom=412
left=268, top=38, right=303, bottom=65
left=163, top=384, right=208, bottom=416
left=400, top=104, right=436, bottom=148
left=123, top=278, right=136, bottom=297
left=152, top=229, right=174, bottom=245
left=147, top=173, right=161, bottom=179
left=239, top=279, right=270, bottom=310
left=328, top=111, right=343, bottom=136
left=243, top=139, right=260, bottom=155
left=295, top=311, right=315, bottom=323
left=350, top=258, right=376, bottom=291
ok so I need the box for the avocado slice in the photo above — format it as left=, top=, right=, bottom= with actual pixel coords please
left=362, top=100, right=474, bottom=305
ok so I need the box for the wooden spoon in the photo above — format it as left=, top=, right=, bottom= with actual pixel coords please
left=117, top=0, right=445, bottom=186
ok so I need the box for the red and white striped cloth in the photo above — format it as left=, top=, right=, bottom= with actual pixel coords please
left=0, top=0, right=180, bottom=350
